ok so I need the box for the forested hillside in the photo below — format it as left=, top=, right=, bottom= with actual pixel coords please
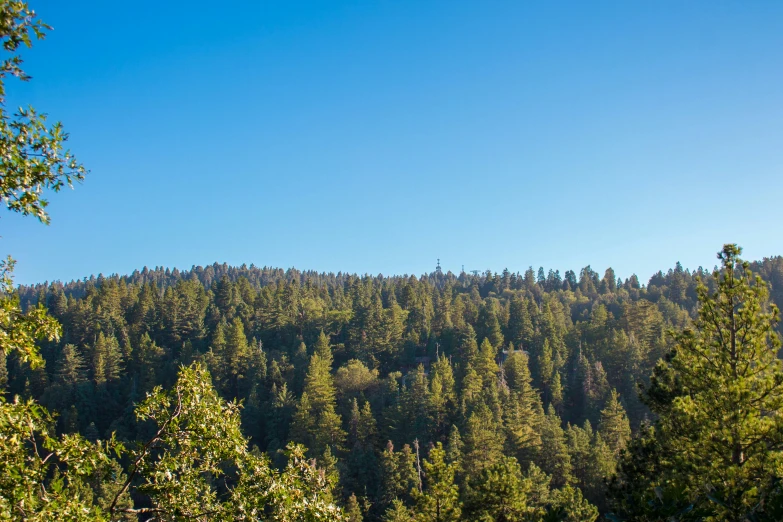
left=5, top=254, right=783, bottom=520
left=3, top=1, right=783, bottom=520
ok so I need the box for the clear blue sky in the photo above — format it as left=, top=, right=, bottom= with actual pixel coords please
left=4, top=1, right=783, bottom=285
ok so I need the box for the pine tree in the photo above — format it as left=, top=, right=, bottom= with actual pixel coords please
left=474, top=338, right=499, bottom=388
left=537, top=338, right=554, bottom=398
left=380, top=441, right=402, bottom=506
left=304, top=352, right=337, bottom=409
left=598, top=389, right=631, bottom=457
left=504, top=389, right=544, bottom=464
left=54, top=344, right=88, bottom=386
left=430, top=292, right=453, bottom=337
left=317, top=405, right=345, bottom=456
left=454, top=324, right=479, bottom=385
left=522, top=462, right=553, bottom=509
left=613, top=244, right=783, bottom=519
left=477, top=301, right=504, bottom=350
left=247, top=338, right=267, bottom=386
left=289, top=391, right=315, bottom=448
left=428, top=356, right=456, bottom=439
left=402, top=364, right=431, bottom=443
left=464, top=455, right=546, bottom=521
left=205, top=319, right=228, bottom=385
left=547, top=485, right=599, bottom=522
left=292, top=341, right=309, bottom=395
left=566, top=420, right=593, bottom=490
left=242, top=384, right=264, bottom=443
left=550, top=370, right=564, bottom=411
left=266, top=382, right=295, bottom=451
left=445, top=425, right=463, bottom=468
left=537, top=405, right=572, bottom=487
left=382, top=290, right=407, bottom=364
left=463, top=403, right=505, bottom=475
left=346, top=399, right=379, bottom=497
left=586, top=432, right=615, bottom=511
left=383, top=499, right=415, bottom=522
left=134, top=333, right=164, bottom=394
left=380, top=442, right=418, bottom=507
left=502, top=349, right=533, bottom=396
left=345, top=493, right=363, bottom=522
left=292, top=350, right=345, bottom=456
left=413, top=443, right=461, bottom=522
left=508, top=296, right=534, bottom=351
left=225, top=317, right=250, bottom=395
left=502, top=350, right=544, bottom=464
left=349, top=397, right=361, bottom=440
left=459, top=364, right=484, bottom=416
left=91, top=332, right=123, bottom=385
left=319, top=445, right=341, bottom=498
left=315, top=330, right=333, bottom=366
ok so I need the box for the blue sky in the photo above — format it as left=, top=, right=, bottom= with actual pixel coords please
left=4, top=1, right=783, bottom=285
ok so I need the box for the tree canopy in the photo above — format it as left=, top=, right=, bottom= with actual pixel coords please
left=3, top=2, right=783, bottom=521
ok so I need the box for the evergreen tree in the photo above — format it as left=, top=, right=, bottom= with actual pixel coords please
left=585, top=432, right=615, bottom=511
left=289, top=390, right=314, bottom=447
left=550, top=370, right=564, bottom=412
left=412, top=443, right=461, bottom=522
left=402, top=364, right=431, bottom=444
left=474, top=337, right=499, bottom=388
left=455, top=324, right=479, bottom=381
left=464, top=455, right=543, bottom=521
left=508, top=296, right=535, bottom=351
left=265, top=382, right=295, bottom=451
left=445, top=425, right=463, bottom=468
left=463, top=403, right=505, bottom=475
left=428, top=355, right=456, bottom=439
left=504, top=389, right=544, bottom=464
left=537, top=405, right=572, bottom=488
left=91, top=332, right=123, bottom=385
left=54, top=343, right=88, bottom=386
left=346, top=399, right=380, bottom=498
left=383, top=499, right=415, bottom=522
left=598, top=389, right=631, bottom=457
left=459, top=364, right=484, bottom=416
left=319, top=445, right=341, bottom=499
left=133, top=332, right=164, bottom=394
left=537, top=338, right=554, bottom=399
left=431, top=292, right=453, bottom=337
left=290, top=348, right=346, bottom=456
left=315, top=330, right=334, bottom=366
left=204, top=319, right=228, bottom=385
left=547, top=485, right=599, bottom=522
left=477, top=301, right=504, bottom=350
left=613, top=244, right=783, bottom=519
left=225, top=317, right=250, bottom=394
left=345, top=493, right=364, bottom=522
left=566, top=421, right=593, bottom=490
left=380, top=441, right=418, bottom=507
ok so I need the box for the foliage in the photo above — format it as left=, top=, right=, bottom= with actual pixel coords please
left=0, top=395, right=123, bottom=520
left=0, top=0, right=86, bottom=224
left=0, top=257, right=59, bottom=368
left=611, top=244, right=783, bottom=520
left=412, top=443, right=461, bottom=522
left=14, top=3, right=783, bottom=522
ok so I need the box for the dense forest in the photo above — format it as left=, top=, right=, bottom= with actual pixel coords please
left=3, top=1, right=783, bottom=520
left=4, top=252, right=783, bottom=520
